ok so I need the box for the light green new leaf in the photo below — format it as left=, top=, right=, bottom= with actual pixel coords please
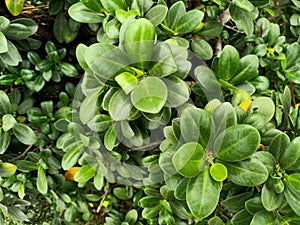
left=131, top=76, right=168, bottom=114
left=172, top=142, right=205, bottom=178
left=68, top=2, right=104, bottom=23
left=163, top=1, right=186, bottom=31
left=5, top=0, right=24, bottom=16
left=0, top=162, right=17, bottom=177
left=224, top=157, right=268, bottom=186
left=12, top=123, right=37, bottom=145
left=215, top=124, right=260, bottom=162
left=100, top=0, right=126, bottom=14
left=287, top=173, right=300, bottom=191
left=217, top=45, right=240, bottom=81
left=124, top=18, right=155, bottom=69
left=115, top=72, right=138, bottom=94
left=80, top=91, right=101, bottom=124
left=37, top=165, right=47, bottom=195
left=187, top=168, right=222, bottom=220
left=145, top=5, right=168, bottom=26
left=175, top=10, right=204, bottom=34
left=74, top=164, right=95, bottom=183
left=2, top=114, right=17, bottom=131
left=80, top=0, right=103, bottom=12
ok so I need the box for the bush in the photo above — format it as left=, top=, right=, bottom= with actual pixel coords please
left=0, top=0, right=300, bottom=224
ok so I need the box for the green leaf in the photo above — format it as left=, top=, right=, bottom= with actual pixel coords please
left=74, top=164, right=95, bottom=183
left=229, top=4, right=254, bottom=36
left=287, top=173, right=300, bottom=191
left=60, top=62, right=78, bottom=77
left=61, top=144, right=83, bottom=170
left=231, top=209, right=252, bottom=225
left=113, top=187, right=133, bottom=200
left=87, top=114, right=112, bottom=132
left=5, top=0, right=24, bottom=16
left=175, top=10, right=204, bottom=34
left=172, top=142, right=205, bottom=178
left=100, top=0, right=126, bottom=14
left=37, top=165, right=48, bottom=195
left=209, top=163, right=228, bottom=182
left=53, top=12, right=66, bottom=43
left=0, top=40, right=22, bottom=66
left=180, top=107, right=214, bottom=147
left=261, top=179, right=284, bottom=211
left=145, top=5, right=168, bottom=26
left=163, top=1, right=186, bottom=31
left=221, top=192, right=252, bottom=212
left=76, top=44, right=89, bottom=70
left=229, top=55, right=259, bottom=84
left=245, top=197, right=264, bottom=214
left=124, top=18, right=155, bottom=69
left=0, top=131, right=11, bottom=154
left=139, top=196, right=161, bottom=208
left=217, top=45, right=240, bottom=81
left=280, top=137, right=300, bottom=170
left=223, top=156, right=269, bottom=186
left=85, top=43, right=130, bottom=81
left=208, top=216, right=225, bottom=225
left=2, top=114, right=16, bottom=132
left=105, top=18, right=121, bottom=39
left=104, top=125, right=117, bottom=151
left=284, top=179, right=300, bottom=216
left=15, top=160, right=38, bottom=172
left=191, top=38, right=213, bottom=60
left=232, top=0, right=255, bottom=12
left=149, top=42, right=178, bottom=77
left=248, top=97, right=275, bottom=122
left=109, top=89, right=134, bottom=121
left=131, top=76, right=167, bottom=114
left=268, top=132, right=290, bottom=161
left=250, top=211, right=275, bottom=225
left=198, top=21, right=223, bottom=38
left=187, top=168, right=222, bottom=220
left=215, top=124, right=260, bottom=162
left=0, top=162, right=17, bottom=177
left=125, top=209, right=138, bottom=224
left=80, top=90, right=100, bottom=124
left=5, top=23, right=32, bottom=40
left=115, top=72, right=138, bottom=94
left=12, top=123, right=36, bottom=145
left=80, top=0, right=103, bottom=12
left=0, top=91, right=12, bottom=115
left=64, top=205, right=77, bottom=222
left=68, top=2, right=104, bottom=23
left=249, top=0, right=270, bottom=7
left=0, top=32, right=8, bottom=53
left=8, top=206, right=28, bottom=222
left=162, top=76, right=190, bottom=108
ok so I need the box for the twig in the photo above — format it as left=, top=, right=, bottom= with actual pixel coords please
left=97, top=182, right=110, bottom=213
left=8, top=145, right=33, bottom=162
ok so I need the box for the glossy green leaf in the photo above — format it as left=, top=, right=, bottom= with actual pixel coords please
left=261, top=179, right=284, bottom=211
left=104, top=125, right=117, bottom=151
left=245, top=197, right=264, bottom=214
left=224, top=157, right=268, bottom=186
left=100, top=0, right=126, bottom=14
left=268, top=132, right=290, bottom=161
left=187, top=168, right=222, bottom=220
left=229, top=55, right=259, bottom=84
left=0, top=40, right=22, bottom=66
left=2, top=114, right=17, bottom=132
left=231, top=209, right=252, bottom=225
left=208, top=216, right=224, bottom=225
left=287, top=173, right=300, bottom=191
left=12, top=123, right=36, bottom=145
left=175, top=10, right=204, bottom=34
left=37, top=166, right=47, bottom=195
left=105, top=18, right=121, bottom=39
left=149, top=42, right=178, bottom=77
left=172, top=142, right=205, bottom=178
left=74, top=164, right=95, bottom=183
left=85, top=43, right=130, bottom=81
left=217, top=45, right=240, bottom=81
left=229, top=4, right=254, bottom=36
left=180, top=107, right=214, bottom=147
left=221, top=192, right=252, bottom=212
left=0, top=32, right=8, bottom=53
left=109, top=89, right=133, bottom=121
left=124, top=18, right=155, bottom=69
left=215, top=124, right=260, bottom=162
left=0, top=91, right=11, bottom=115
left=80, top=0, right=103, bottom=12
left=163, top=1, right=186, bottom=31
left=68, top=2, right=104, bottom=23
left=115, top=72, right=138, bottom=94
left=131, top=76, right=167, bottom=114
left=145, top=5, right=168, bottom=26
left=15, top=160, right=38, bottom=172
left=248, top=97, right=275, bottom=122
left=210, top=163, right=228, bottom=182
left=5, top=0, right=24, bottom=16
left=280, top=137, right=300, bottom=170
left=76, top=44, right=89, bottom=70
left=232, top=0, right=255, bottom=12
left=60, top=62, right=78, bottom=77
left=0, top=131, right=11, bottom=154
left=250, top=211, right=276, bottom=225
left=87, top=114, right=112, bottom=132
left=61, top=144, right=83, bottom=170
left=191, top=38, right=213, bottom=60
left=284, top=179, right=300, bottom=216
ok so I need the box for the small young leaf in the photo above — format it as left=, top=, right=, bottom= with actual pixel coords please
left=2, top=114, right=17, bottom=131
left=37, top=165, right=48, bottom=195
left=74, top=164, right=95, bottom=183
left=0, top=162, right=17, bottom=177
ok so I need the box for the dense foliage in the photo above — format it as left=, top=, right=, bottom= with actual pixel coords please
left=0, top=0, right=300, bottom=224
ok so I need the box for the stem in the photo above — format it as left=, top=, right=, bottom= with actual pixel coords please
left=8, top=145, right=33, bottom=162
left=97, top=182, right=110, bottom=213
left=218, top=79, right=237, bottom=92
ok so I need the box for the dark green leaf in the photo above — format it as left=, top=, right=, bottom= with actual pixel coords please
left=37, top=165, right=48, bottom=195
left=221, top=192, right=252, bottom=212
left=217, top=45, right=240, bottom=81
left=175, top=10, right=204, bottom=34
left=280, top=137, right=300, bottom=170
left=191, top=38, right=213, bottom=60
left=12, top=123, right=37, bottom=145
left=250, top=211, right=275, bottom=225
left=68, top=2, right=104, bottom=23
